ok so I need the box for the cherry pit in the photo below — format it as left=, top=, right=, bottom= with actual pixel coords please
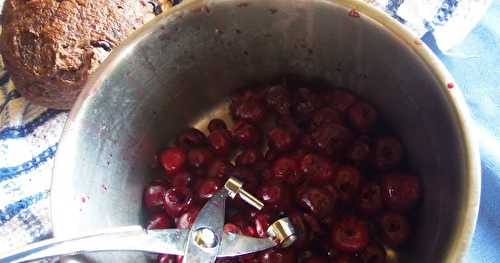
left=143, top=81, right=421, bottom=263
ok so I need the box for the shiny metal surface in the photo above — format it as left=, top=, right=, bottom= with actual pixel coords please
left=0, top=224, right=286, bottom=262
left=218, top=233, right=276, bottom=258
left=51, top=0, right=481, bottom=262
left=182, top=177, right=275, bottom=263
left=0, top=226, right=186, bottom=263
left=183, top=189, right=227, bottom=263
left=266, top=218, right=297, bottom=248
left=224, top=177, right=264, bottom=210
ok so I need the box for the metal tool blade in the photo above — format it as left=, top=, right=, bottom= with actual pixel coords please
left=145, top=228, right=189, bottom=255
left=182, top=189, right=228, bottom=263
left=218, top=233, right=277, bottom=257
left=0, top=226, right=188, bottom=263
left=148, top=230, right=278, bottom=258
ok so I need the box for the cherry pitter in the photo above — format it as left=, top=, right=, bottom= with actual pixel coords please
left=0, top=177, right=297, bottom=263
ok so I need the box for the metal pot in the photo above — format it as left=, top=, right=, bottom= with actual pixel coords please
left=51, top=0, right=481, bottom=262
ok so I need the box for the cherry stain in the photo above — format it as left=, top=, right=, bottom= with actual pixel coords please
left=348, top=9, right=360, bottom=18
left=447, top=83, right=455, bottom=89
left=81, top=196, right=87, bottom=203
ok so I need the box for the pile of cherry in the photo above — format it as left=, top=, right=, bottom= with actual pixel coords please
left=143, top=83, right=421, bottom=263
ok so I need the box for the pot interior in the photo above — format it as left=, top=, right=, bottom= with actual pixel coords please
left=52, top=0, right=471, bottom=262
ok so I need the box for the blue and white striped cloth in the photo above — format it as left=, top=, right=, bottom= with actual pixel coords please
left=0, top=0, right=492, bottom=256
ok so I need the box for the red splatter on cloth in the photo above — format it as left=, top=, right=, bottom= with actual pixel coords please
left=447, top=83, right=455, bottom=89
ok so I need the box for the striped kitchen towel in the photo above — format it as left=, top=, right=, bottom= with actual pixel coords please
left=0, top=0, right=492, bottom=256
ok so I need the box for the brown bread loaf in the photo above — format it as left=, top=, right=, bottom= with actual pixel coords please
left=0, top=0, right=166, bottom=109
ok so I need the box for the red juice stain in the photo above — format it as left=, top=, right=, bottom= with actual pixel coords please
left=348, top=9, right=360, bottom=18
left=447, top=83, right=455, bottom=89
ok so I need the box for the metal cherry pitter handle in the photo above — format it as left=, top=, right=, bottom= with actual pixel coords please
left=0, top=177, right=297, bottom=263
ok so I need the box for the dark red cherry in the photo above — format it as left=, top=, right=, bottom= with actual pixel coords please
left=208, top=130, right=233, bottom=156
left=258, top=182, right=291, bottom=210
left=331, top=217, right=369, bottom=253
left=243, top=225, right=259, bottom=238
left=333, top=165, right=361, bottom=202
left=277, top=116, right=302, bottom=139
left=177, top=128, right=207, bottom=148
left=230, top=90, right=265, bottom=123
left=348, top=101, right=378, bottom=131
left=254, top=160, right=271, bottom=173
left=253, top=212, right=272, bottom=238
left=358, top=182, right=383, bottom=215
left=171, top=171, right=193, bottom=188
left=228, top=213, right=249, bottom=229
left=379, top=212, right=410, bottom=247
left=333, top=254, right=360, bottom=263
left=268, top=127, right=294, bottom=152
left=258, top=248, right=295, bottom=263
left=292, top=148, right=309, bottom=162
left=293, top=88, right=321, bottom=120
left=327, top=89, right=357, bottom=113
left=272, top=157, right=302, bottom=184
left=360, top=242, right=386, bottom=263
left=197, top=177, right=223, bottom=199
left=311, top=124, right=353, bottom=157
left=160, top=147, right=187, bottom=175
left=288, top=211, right=310, bottom=248
left=149, top=178, right=169, bottom=188
left=348, top=137, right=372, bottom=164
left=300, top=134, right=315, bottom=149
left=381, top=173, right=420, bottom=212
left=227, top=167, right=259, bottom=192
left=235, top=100, right=265, bottom=123
left=232, top=121, right=260, bottom=146
left=236, top=148, right=262, bottom=167
left=305, top=257, right=328, bottom=263
left=302, top=212, right=321, bottom=234
left=216, top=259, right=239, bottom=263
left=299, top=153, right=335, bottom=183
left=312, top=107, right=344, bottom=128
left=175, top=205, right=201, bottom=229
left=157, top=254, right=177, bottom=263
left=266, top=85, right=292, bottom=115
left=143, top=184, right=167, bottom=211
left=208, top=160, right=234, bottom=180
left=163, top=187, right=193, bottom=217
left=187, top=147, right=213, bottom=168
left=297, top=186, right=335, bottom=218
left=373, top=137, right=403, bottom=170
left=208, top=118, right=228, bottom=132
left=146, top=213, right=173, bottom=230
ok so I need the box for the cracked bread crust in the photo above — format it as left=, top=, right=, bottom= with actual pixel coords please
left=0, top=0, right=159, bottom=109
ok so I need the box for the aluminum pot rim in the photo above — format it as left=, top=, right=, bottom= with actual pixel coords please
left=51, top=0, right=481, bottom=262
